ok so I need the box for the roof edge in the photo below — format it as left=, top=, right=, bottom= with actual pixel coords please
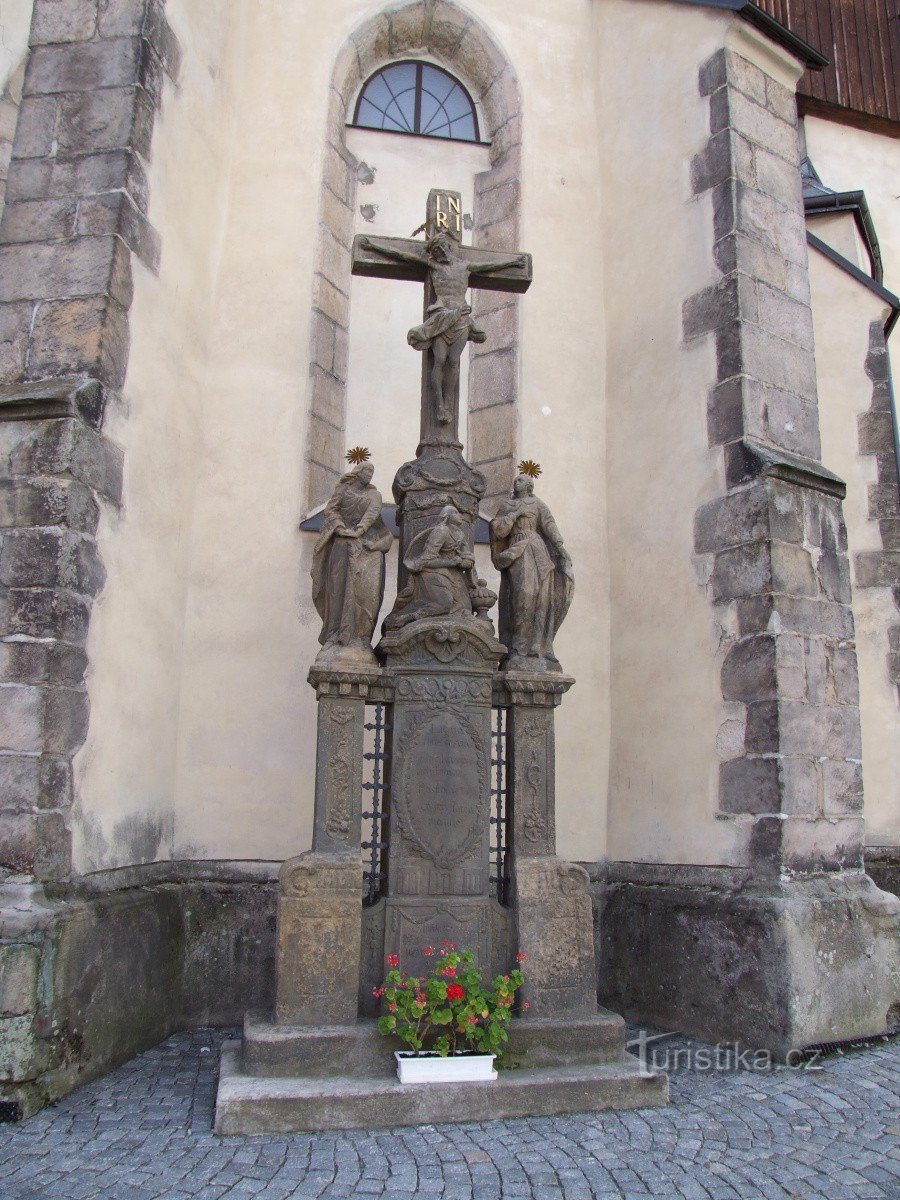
left=660, top=0, right=828, bottom=70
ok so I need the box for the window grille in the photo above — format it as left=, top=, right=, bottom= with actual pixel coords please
left=353, top=61, right=480, bottom=142
left=490, top=705, right=510, bottom=905
left=362, top=702, right=391, bottom=905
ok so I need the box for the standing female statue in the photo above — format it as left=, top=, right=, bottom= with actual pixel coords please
left=311, top=461, right=392, bottom=664
left=490, top=472, right=574, bottom=672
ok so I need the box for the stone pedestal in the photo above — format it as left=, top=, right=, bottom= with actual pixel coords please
left=378, top=617, right=507, bottom=977
left=273, top=667, right=387, bottom=1026
left=501, top=674, right=598, bottom=1018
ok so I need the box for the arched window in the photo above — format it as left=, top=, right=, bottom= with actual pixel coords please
left=352, top=61, right=480, bottom=142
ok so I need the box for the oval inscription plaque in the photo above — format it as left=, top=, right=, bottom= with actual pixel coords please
left=396, top=709, right=486, bottom=870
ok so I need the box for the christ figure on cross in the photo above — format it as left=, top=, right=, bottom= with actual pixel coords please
left=357, top=230, right=527, bottom=427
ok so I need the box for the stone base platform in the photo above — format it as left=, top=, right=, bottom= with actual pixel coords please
left=214, top=1011, right=668, bottom=1134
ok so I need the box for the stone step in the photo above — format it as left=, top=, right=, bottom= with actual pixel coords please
left=240, top=1009, right=628, bottom=1078
left=215, top=1042, right=669, bottom=1134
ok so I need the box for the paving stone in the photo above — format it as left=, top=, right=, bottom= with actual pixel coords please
left=0, top=1027, right=898, bottom=1198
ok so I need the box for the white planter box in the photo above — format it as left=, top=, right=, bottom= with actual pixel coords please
left=394, top=1051, right=498, bottom=1084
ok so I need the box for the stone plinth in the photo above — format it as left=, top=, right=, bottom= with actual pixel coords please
left=215, top=1009, right=667, bottom=1134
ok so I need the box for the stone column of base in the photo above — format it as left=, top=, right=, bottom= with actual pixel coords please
left=502, top=676, right=596, bottom=1018
left=273, top=669, right=388, bottom=1025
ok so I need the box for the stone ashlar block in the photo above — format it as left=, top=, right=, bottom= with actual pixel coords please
left=868, top=483, right=899, bottom=521
left=77, top=193, right=160, bottom=272
left=777, top=814, right=864, bottom=872
left=859, top=408, right=900, bottom=453
left=694, top=486, right=769, bottom=554
left=755, top=281, right=815, bottom=353
left=779, top=756, right=821, bottom=816
left=9, top=419, right=124, bottom=506
left=0, top=528, right=67, bottom=589
left=770, top=542, right=817, bottom=597
left=0, top=1014, right=44, bottom=1081
left=879, top=519, right=900, bottom=551
left=738, top=324, right=817, bottom=405
left=320, top=184, right=354, bottom=251
left=476, top=178, right=520, bottom=228
left=351, top=13, right=391, bottom=78
left=29, top=295, right=131, bottom=389
left=0, top=303, right=33, bottom=383
left=307, top=413, right=343, bottom=474
left=8, top=95, right=58, bottom=159
left=818, top=547, right=852, bottom=606
left=0, top=198, right=77, bottom=243
left=779, top=700, right=863, bottom=759
left=0, top=236, right=133, bottom=308
left=747, top=388, right=820, bottom=461
left=306, top=461, right=340, bottom=511
left=0, top=642, right=87, bottom=689
left=486, top=109, right=522, bottom=168
left=719, top=756, right=780, bottom=814
left=308, top=365, right=345, bottom=432
left=854, top=550, right=900, bottom=589
left=754, top=147, right=802, bottom=211
left=709, top=86, right=799, bottom=164
left=56, top=87, right=152, bottom=159
left=690, top=128, right=755, bottom=195
left=765, top=76, right=798, bottom=125
left=737, top=187, right=808, bottom=269
left=468, top=401, right=515, bottom=465
left=0, top=479, right=99, bottom=535
left=682, top=276, right=741, bottom=341
left=318, top=226, right=352, bottom=295
left=141, top=1, right=182, bottom=82
left=0, top=685, right=43, bottom=754
left=710, top=542, right=771, bottom=602
left=721, top=635, right=776, bottom=702
left=312, top=273, right=349, bottom=329
left=714, top=232, right=810, bottom=306
left=43, top=686, right=89, bottom=755
left=471, top=301, right=517, bottom=353
left=427, top=1, right=472, bottom=57
left=24, top=39, right=143, bottom=97
left=822, top=759, right=863, bottom=814
left=0, top=753, right=41, bottom=812
left=0, top=944, right=39, bottom=1017
left=776, top=596, right=855, bottom=640
left=29, top=0, right=98, bottom=45
left=6, top=150, right=149, bottom=213
left=469, top=348, right=516, bottom=410
left=0, top=587, right=92, bottom=644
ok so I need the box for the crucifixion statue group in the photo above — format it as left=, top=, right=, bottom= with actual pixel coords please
left=217, top=186, right=666, bottom=1133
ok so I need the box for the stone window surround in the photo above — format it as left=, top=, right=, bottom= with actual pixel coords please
left=305, top=0, right=524, bottom=514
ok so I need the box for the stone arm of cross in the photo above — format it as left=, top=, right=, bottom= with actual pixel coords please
left=471, top=252, right=528, bottom=275
left=357, top=236, right=428, bottom=268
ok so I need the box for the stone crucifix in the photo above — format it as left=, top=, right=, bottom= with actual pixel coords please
left=352, top=188, right=532, bottom=446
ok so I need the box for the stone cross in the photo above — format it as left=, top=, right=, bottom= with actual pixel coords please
left=352, top=189, right=532, bottom=447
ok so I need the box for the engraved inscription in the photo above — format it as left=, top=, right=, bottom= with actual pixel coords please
left=395, top=708, right=487, bottom=870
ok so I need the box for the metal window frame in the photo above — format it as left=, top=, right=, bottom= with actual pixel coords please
left=352, top=59, right=481, bottom=143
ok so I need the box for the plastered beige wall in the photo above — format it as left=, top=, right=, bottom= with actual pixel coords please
left=73, top=2, right=239, bottom=870
left=599, top=0, right=747, bottom=866
left=75, top=0, right=774, bottom=873
left=803, top=115, right=900, bottom=378
left=808, top=248, right=900, bottom=848
left=0, top=0, right=32, bottom=93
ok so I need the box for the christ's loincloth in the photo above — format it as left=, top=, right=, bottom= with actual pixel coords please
left=407, top=303, right=487, bottom=351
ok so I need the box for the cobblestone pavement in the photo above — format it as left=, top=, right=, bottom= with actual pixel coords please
left=1, top=1028, right=898, bottom=1200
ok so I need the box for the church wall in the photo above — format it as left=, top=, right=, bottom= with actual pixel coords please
left=597, top=0, right=742, bottom=866
left=71, top=1, right=238, bottom=872
left=807, top=252, right=899, bottom=849
left=76, top=0, right=613, bottom=868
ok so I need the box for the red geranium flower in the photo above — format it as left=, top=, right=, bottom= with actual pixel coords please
left=446, top=983, right=465, bottom=1001
left=385, top=953, right=399, bottom=967
left=515, top=952, right=527, bottom=962
left=424, top=946, right=434, bottom=957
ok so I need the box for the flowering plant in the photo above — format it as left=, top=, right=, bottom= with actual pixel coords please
left=375, top=943, right=527, bottom=1058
